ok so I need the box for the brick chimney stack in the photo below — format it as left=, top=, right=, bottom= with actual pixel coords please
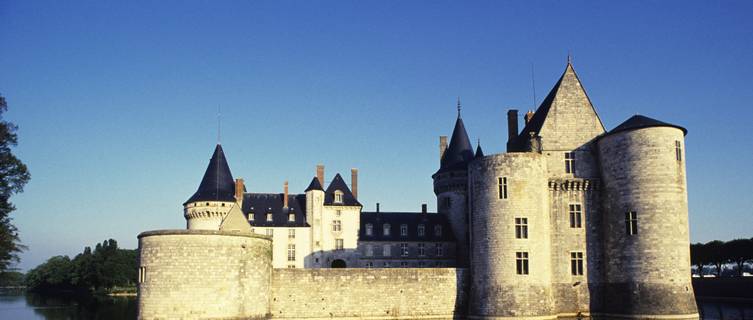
left=283, top=181, right=289, bottom=208
left=235, top=178, right=245, bottom=203
left=376, top=203, right=380, bottom=213
left=316, top=164, right=325, bottom=186
left=525, top=110, right=535, bottom=125
left=421, top=203, right=427, bottom=214
left=507, top=109, right=519, bottom=143
left=439, top=136, right=448, bottom=162
left=351, top=168, right=358, bottom=199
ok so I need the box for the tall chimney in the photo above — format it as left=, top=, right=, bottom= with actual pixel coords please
left=507, top=109, right=519, bottom=143
left=421, top=203, right=427, bottom=214
left=376, top=203, right=380, bottom=213
left=351, top=168, right=358, bottom=199
left=439, top=136, right=448, bottom=162
left=234, top=178, right=244, bottom=202
left=283, top=181, right=289, bottom=208
left=316, top=164, right=325, bottom=186
left=525, top=110, right=535, bottom=125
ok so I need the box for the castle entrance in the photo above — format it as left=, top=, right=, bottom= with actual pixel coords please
left=331, top=259, right=346, bottom=268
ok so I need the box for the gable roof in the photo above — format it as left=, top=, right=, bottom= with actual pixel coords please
left=184, top=144, right=236, bottom=205
left=511, top=62, right=605, bottom=150
left=324, top=173, right=361, bottom=206
left=435, top=116, right=474, bottom=175
left=606, top=114, right=687, bottom=136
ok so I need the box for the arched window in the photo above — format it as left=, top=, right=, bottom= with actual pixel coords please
left=334, top=190, right=344, bottom=203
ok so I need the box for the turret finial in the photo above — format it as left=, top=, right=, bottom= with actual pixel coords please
left=457, top=96, right=462, bottom=118
left=567, top=51, right=572, bottom=65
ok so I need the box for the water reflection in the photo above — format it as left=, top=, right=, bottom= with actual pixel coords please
left=698, top=300, right=753, bottom=320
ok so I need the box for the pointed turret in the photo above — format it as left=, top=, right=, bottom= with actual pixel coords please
left=184, top=144, right=236, bottom=205
left=474, top=140, right=484, bottom=159
left=435, top=113, right=474, bottom=175
left=510, top=61, right=605, bottom=152
left=304, top=176, right=324, bottom=192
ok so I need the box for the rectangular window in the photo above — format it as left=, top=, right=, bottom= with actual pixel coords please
left=332, top=220, right=341, bottom=232
left=436, top=243, right=444, bottom=257
left=287, top=264, right=295, bottom=269
left=417, top=224, right=425, bottom=236
left=365, top=245, right=373, bottom=257
left=266, top=228, right=273, bottom=236
left=571, top=252, right=584, bottom=275
left=400, top=224, right=408, bottom=236
left=248, top=213, right=254, bottom=221
left=569, top=204, right=583, bottom=228
left=335, top=239, right=344, bottom=250
left=400, top=261, right=408, bottom=267
left=383, top=224, right=391, bottom=236
left=400, top=243, right=409, bottom=256
left=287, top=244, right=296, bottom=261
left=516, top=252, right=529, bottom=275
left=138, top=267, right=146, bottom=283
left=675, top=140, right=682, bottom=162
left=498, top=177, right=508, bottom=199
left=565, top=152, right=576, bottom=174
left=626, top=211, right=638, bottom=235
left=418, top=243, right=426, bottom=256
left=434, top=225, right=442, bottom=237
left=266, top=213, right=273, bottom=222
left=288, top=213, right=295, bottom=222
left=515, top=217, right=528, bottom=239
left=336, top=210, right=342, bottom=217
left=365, top=224, right=373, bottom=236
left=288, top=229, right=295, bottom=239
left=383, top=244, right=391, bottom=257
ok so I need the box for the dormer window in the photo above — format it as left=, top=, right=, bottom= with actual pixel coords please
left=334, top=190, right=344, bottom=203
left=417, top=224, right=425, bottom=237
left=434, top=225, right=443, bottom=237
left=248, top=213, right=254, bottom=221
left=383, top=224, right=391, bottom=236
left=400, top=224, right=408, bottom=236
left=266, top=213, right=273, bottom=222
left=365, top=224, right=373, bottom=236
left=288, top=213, right=295, bottom=222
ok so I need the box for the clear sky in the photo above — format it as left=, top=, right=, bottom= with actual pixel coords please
left=1, top=1, right=752, bottom=271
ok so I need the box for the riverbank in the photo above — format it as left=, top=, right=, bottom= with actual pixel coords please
left=693, top=277, right=753, bottom=302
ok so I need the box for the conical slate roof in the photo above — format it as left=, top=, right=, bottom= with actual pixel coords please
left=474, top=142, right=484, bottom=159
left=436, top=116, right=474, bottom=174
left=608, top=115, right=687, bottom=136
left=304, top=176, right=324, bottom=192
left=184, top=144, right=236, bottom=205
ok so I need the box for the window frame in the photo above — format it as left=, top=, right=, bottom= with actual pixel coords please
left=400, top=243, right=409, bottom=256
left=498, top=177, right=508, bottom=199
left=515, top=217, right=529, bottom=239
left=565, top=152, right=576, bottom=174
left=516, top=252, right=529, bottom=275
left=570, top=251, right=584, bottom=276
left=569, top=204, right=583, bottom=228
left=626, top=211, right=638, bottom=235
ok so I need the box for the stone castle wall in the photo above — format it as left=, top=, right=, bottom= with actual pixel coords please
left=598, top=126, right=697, bottom=317
left=138, top=230, right=272, bottom=319
left=270, top=268, right=467, bottom=319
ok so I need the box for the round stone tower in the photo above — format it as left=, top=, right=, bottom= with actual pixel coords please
left=467, top=152, right=556, bottom=319
left=433, top=111, right=475, bottom=267
left=597, top=115, right=698, bottom=318
left=183, top=144, right=238, bottom=230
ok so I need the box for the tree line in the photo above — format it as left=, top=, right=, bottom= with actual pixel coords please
left=691, top=238, right=753, bottom=277
left=24, top=239, right=137, bottom=294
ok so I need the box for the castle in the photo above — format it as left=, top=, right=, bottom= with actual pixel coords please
left=137, top=61, right=698, bottom=320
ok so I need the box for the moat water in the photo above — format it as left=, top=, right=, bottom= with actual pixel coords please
left=0, top=290, right=751, bottom=320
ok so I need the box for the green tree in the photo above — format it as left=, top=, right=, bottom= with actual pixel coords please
left=725, top=238, right=753, bottom=276
left=690, top=242, right=708, bottom=277
left=0, top=94, right=31, bottom=272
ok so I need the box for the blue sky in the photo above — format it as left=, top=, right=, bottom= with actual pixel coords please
left=1, top=1, right=751, bottom=271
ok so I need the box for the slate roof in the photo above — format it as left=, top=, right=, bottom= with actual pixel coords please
left=474, top=142, right=484, bottom=159
left=606, top=114, right=687, bottom=136
left=243, top=193, right=309, bottom=227
left=435, top=116, right=474, bottom=175
left=184, top=144, right=236, bottom=205
left=323, top=173, right=361, bottom=206
left=358, top=212, right=456, bottom=242
left=304, top=176, right=324, bottom=192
